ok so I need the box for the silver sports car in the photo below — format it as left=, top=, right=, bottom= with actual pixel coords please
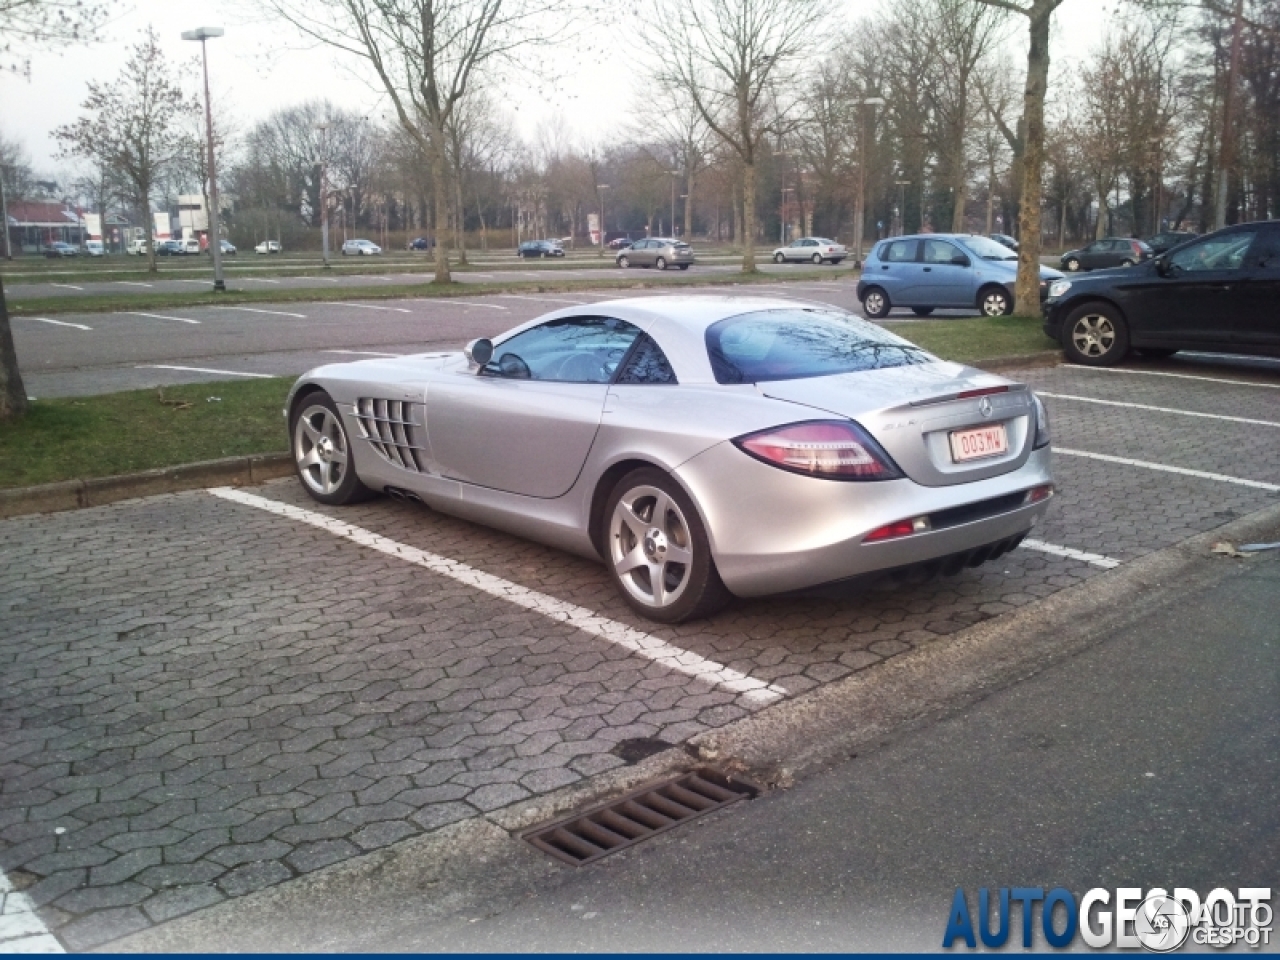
left=285, top=296, right=1054, bottom=622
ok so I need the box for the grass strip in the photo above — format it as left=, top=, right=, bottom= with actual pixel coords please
left=884, top=314, right=1058, bottom=364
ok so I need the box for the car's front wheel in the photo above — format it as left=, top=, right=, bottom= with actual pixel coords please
left=604, top=468, right=730, bottom=623
left=1065, top=257, right=1081, bottom=272
left=979, top=286, right=1013, bottom=317
left=655, top=257, right=668, bottom=271
left=1063, top=303, right=1130, bottom=366
left=773, top=252, right=785, bottom=264
left=618, top=256, right=630, bottom=268
left=862, top=286, right=892, bottom=319
left=290, top=391, right=373, bottom=505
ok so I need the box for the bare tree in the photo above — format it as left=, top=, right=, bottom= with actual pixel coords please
left=54, top=27, right=195, bottom=275
left=262, top=0, right=566, bottom=284
left=642, top=0, right=826, bottom=271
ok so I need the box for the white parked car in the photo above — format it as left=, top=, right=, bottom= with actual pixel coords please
left=342, top=238, right=382, bottom=256
left=180, top=238, right=201, bottom=254
left=773, top=237, right=847, bottom=265
left=126, top=238, right=148, bottom=256
left=85, top=240, right=104, bottom=257
left=255, top=240, right=282, bottom=254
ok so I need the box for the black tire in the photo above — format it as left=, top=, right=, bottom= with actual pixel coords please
left=603, top=467, right=730, bottom=623
left=1062, top=302, right=1130, bottom=367
left=1064, top=257, right=1081, bottom=272
left=655, top=256, right=668, bottom=271
left=1135, top=347, right=1179, bottom=359
left=774, top=252, right=785, bottom=264
left=1120, top=258, right=1135, bottom=268
left=978, top=285, right=1013, bottom=317
left=812, top=253, right=823, bottom=264
left=290, top=390, right=374, bottom=506
left=862, top=286, right=892, bottom=319
left=912, top=307, right=935, bottom=317
left=618, top=255, right=630, bottom=269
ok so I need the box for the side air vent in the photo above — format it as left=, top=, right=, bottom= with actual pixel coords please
left=354, top=398, right=428, bottom=472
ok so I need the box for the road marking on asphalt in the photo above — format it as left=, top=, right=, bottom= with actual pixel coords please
left=115, top=281, right=153, bottom=287
left=34, top=318, right=92, bottom=330
left=409, top=299, right=508, bottom=310
left=1037, top=391, right=1280, bottom=428
left=0, top=869, right=64, bottom=952
left=50, top=283, right=84, bottom=291
left=1056, top=448, right=1280, bottom=491
left=140, top=364, right=275, bottom=379
left=1021, top=539, right=1122, bottom=569
left=208, top=487, right=787, bottom=704
left=125, top=312, right=201, bottom=325
left=175, top=278, right=212, bottom=285
left=214, top=306, right=307, bottom=318
left=499, top=294, right=587, bottom=305
left=330, top=301, right=412, bottom=314
left=322, top=349, right=405, bottom=357
left=1076, top=366, right=1280, bottom=389
left=466, top=272, right=494, bottom=278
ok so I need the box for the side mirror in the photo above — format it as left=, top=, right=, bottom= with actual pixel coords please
left=1154, top=257, right=1170, bottom=277
left=951, top=254, right=970, bottom=267
left=464, top=338, right=493, bottom=367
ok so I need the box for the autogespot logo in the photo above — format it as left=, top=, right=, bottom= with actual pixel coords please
left=942, top=886, right=1274, bottom=951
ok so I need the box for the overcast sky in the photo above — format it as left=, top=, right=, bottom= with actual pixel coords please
left=1, top=0, right=1112, bottom=182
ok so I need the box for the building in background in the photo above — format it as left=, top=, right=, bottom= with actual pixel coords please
left=4, top=201, right=85, bottom=253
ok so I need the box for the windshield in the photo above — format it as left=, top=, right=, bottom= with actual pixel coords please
left=706, top=308, right=931, bottom=384
left=959, top=236, right=1018, bottom=261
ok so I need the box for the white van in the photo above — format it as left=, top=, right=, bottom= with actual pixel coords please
left=127, top=238, right=148, bottom=255
left=181, top=238, right=201, bottom=254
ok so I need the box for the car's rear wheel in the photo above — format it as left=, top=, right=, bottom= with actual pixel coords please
left=1063, top=303, right=1130, bottom=366
left=1065, top=257, right=1081, bottom=272
left=812, top=253, right=823, bottom=264
left=291, top=391, right=373, bottom=506
left=655, top=257, right=668, bottom=271
left=618, top=256, right=630, bottom=268
left=1120, top=258, right=1135, bottom=267
left=912, top=307, right=934, bottom=317
left=678, top=264, right=689, bottom=270
left=862, top=287, right=891, bottom=319
left=604, top=468, right=729, bottom=623
left=774, top=252, right=785, bottom=263
left=979, top=286, right=1013, bottom=317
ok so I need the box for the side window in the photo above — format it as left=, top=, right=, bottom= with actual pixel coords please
left=884, top=240, right=919, bottom=263
left=1250, top=229, right=1280, bottom=271
left=616, top=333, right=678, bottom=384
left=1169, top=230, right=1258, bottom=274
left=485, top=317, right=642, bottom=383
left=923, top=239, right=962, bottom=264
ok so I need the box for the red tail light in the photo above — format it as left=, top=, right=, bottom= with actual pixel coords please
left=1026, top=484, right=1054, bottom=503
left=734, top=420, right=904, bottom=481
left=957, top=386, right=1010, bottom=400
left=864, top=515, right=931, bottom=542
left=1129, top=240, right=1144, bottom=257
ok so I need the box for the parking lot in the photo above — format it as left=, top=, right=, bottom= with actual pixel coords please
left=1, top=353, right=1278, bottom=950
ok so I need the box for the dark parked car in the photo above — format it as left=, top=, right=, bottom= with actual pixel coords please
left=1059, top=237, right=1152, bottom=272
left=989, top=233, right=1019, bottom=252
left=607, top=237, right=633, bottom=250
left=408, top=237, right=433, bottom=251
left=156, top=240, right=185, bottom=256
left=1043, top=221, right=1280, bottom=366
left=517, top=240, right=565, bottom=258
left=42, top=241, right=78, bottom=258
left=1143, top=230, right=1197, bottom=254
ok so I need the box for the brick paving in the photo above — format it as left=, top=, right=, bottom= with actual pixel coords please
left=1, top=360, right=1276, bottom=949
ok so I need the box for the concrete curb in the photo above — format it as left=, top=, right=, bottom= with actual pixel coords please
left=0, top=453, right=292, bottom=520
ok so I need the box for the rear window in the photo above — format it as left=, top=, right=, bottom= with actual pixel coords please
left=705, top=308, right=931, bottom=384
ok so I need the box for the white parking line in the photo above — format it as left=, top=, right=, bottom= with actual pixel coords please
left=1037, top=391, right=1280, bottom=428
left=322, top=349, right=405, bottom=357
left=330, top=301, right=412, bottom=314
left=499, top=294, right=587, bottom=305
left=115, top=281, right=154, bottom=287
left=0, top=869, right=64, bottom=952
left=215, top=306, right=307, bottom=318
left=1056, top=448, right=1280, bottom=492
left=1076, top=366, right=1280, bottom=390
left=208, top=487, right=787, bottom=704
left=1021, top=539, right=1122, bottom=569
left=244, top=277, right=281, bottom=284
left=34, top=318, right=92, bottom=330
left=50, top=283, right=84, bottom=291
left=409, top=299, right=508, bottom=311
left=140, top=364, right=275, bottom=379
left=124, top=312, right=201, bottom=325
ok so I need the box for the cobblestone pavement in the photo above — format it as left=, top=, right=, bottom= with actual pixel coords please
left=1, top=357, right=1276, bottom=950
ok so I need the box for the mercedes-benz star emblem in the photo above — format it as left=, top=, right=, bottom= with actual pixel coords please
left=978, top=396, right=993, bottom=419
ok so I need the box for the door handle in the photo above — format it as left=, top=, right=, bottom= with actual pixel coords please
left=923, top=267, right=932, bottom=272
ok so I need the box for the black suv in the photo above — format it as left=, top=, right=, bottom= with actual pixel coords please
left=1042, top=221, right=1280, bottom=366
left=517, top=240, right=565, bottom=258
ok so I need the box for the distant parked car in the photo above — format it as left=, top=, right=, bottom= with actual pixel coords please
left=408, top=237, right=432, bottom=251
left=517, top=240, right=565, bottom=258
left=1143, top=230, right=1197, bottom=255
left=1059, top=237, right=1152, bottom=272
left=127, top=238, right=148, bottom=256
left=215, top=239, right=237, bottom=255
left=606, top=237, right=632, bottom=250
left=989, top=233, right=1019, bottom=252
left=616, top=237, right=694, bottom=270
left=1043, top=221, right=1280, bottom=366
left=156, top=240, right=185, bottom=256
left=42, top=241, right=78, bottom=258
left=85, top=240, right=104, bottom=257
left=255, top=240, right=282, bottom=254
left=179, top=238, right=201, bottom=255
left=856, top=233, right=1063, bottom=318
left=772, top=237, right=847, bottom=264
left=342, top=238, right=382, bottom=256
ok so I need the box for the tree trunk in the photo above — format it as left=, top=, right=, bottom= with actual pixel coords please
left=429, top=130, right=452, bottom=284
left=684, top=172, right=694, bottom=239
left=1014, top=7, right=1051, bottom=315
left=454, top=172, right=468, bottom=266
left=741, top=162, right=758, bottom=272
left=0, top=275, right=28, bottom=422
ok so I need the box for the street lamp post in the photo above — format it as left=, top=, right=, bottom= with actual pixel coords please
left=316, top=122, right=331, bottom=269
left=855, top=96, right=885, bottom=268
left=181, top=26, right=226, bottom=292
left=894, top=180, right=911, bottom=236
left=596, top=185, right=609, bottom=257
left=668, top=171, right=680, bottom=238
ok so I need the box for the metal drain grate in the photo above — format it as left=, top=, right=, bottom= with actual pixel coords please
left=523, top=768, right=757, bottom=866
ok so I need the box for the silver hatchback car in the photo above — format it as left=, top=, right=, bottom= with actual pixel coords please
left=617, top=238, right=694, bottom=270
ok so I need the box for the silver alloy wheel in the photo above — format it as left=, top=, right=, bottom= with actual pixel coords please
left=619, top=255, right=629, bottom=268
left=812, top=253, right=823, bottom=264
left=982, top=290, right=1010, bottom=316
left=609, top=484, right=694, bottom=610
left=1066, top=258, right=1080, bottom=271
left=1070, top=313, right=1117, bottom=358
left=656, top=257, right=667, bottom=270
left=1121, top=259, right=1134, bottom=267
left=294, top=404, right=350, bottom=496
left=774, top=253, right=784, bottom=263
left=864, top=290, right=886, bottom=316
